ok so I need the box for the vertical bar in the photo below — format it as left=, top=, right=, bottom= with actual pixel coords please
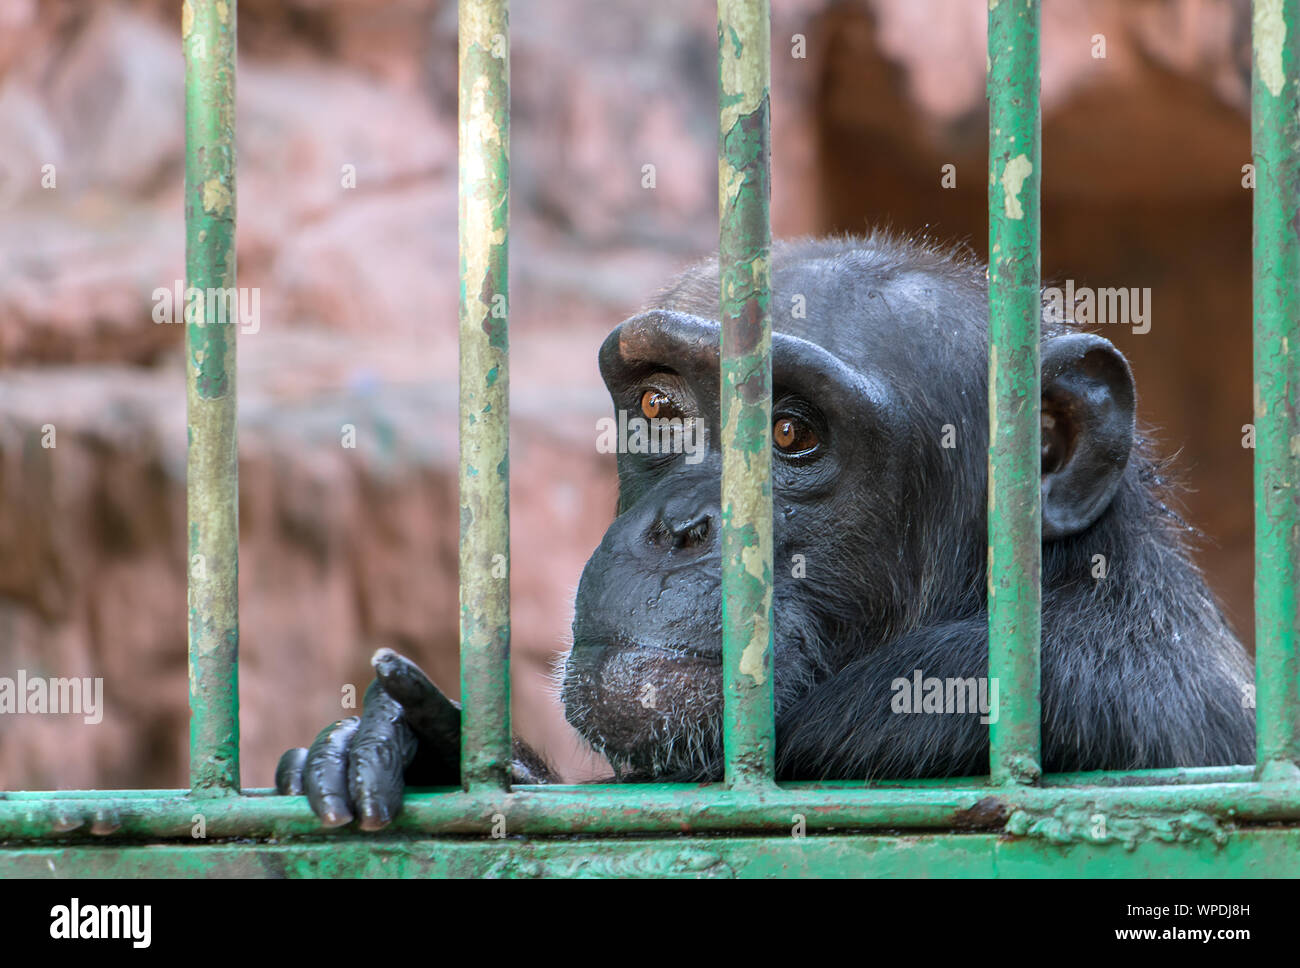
left=1251, top=0, right=1300, bottom=782
left=718, top=0, right=775, bottom=787
left=184, top=0, right=239, bottom=796
left=458, top=0, right=511, bottom=791
left=986, top=0, right=1042, bottom=785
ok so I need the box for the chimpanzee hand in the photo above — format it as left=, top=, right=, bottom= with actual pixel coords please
left=275, top=648, right=460, bottom=830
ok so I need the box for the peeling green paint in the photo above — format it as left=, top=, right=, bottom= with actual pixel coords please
left=458, top=0, right=512, bottom=791
left=999, top=153, right=1032, bottom=220
left=1256, top=0, right=1288, bottom=97
left=987, top=0, right=1042, bottom=786
left=201, top=177, right=232, bottom=215
left=1252, top=0, right=1300, bottom=780
left=718, top=0, right=775, bottom=789
left=185, top=0, right=239, bottom=797
left=1006, top=806, right=1228, bottom=850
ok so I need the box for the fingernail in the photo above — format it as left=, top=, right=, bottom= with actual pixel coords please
left=358, top=797, right=391, bottom=831
left=319, top=798, right=353, bottom=828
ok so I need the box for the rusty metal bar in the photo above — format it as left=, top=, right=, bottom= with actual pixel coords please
left=718, top=0, right=775, bottom=788
left=184, top=0, right=240, bottom=796
left=458, top=0, right=512, bottom=791
left=986, top=0, right=1042, bottom=786
left=1251, top=0, right=1300, bottom=782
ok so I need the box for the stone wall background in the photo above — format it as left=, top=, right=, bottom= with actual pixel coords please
left=0, top=0, right=1257, bottom=788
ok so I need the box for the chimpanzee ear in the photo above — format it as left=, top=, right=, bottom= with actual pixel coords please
left=1039, top=333, right=1136, bottom=540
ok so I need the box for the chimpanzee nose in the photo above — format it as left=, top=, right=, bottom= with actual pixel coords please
left=647, top=506, right=713, bottom=552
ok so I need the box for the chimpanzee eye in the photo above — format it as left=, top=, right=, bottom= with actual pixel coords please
left=641, top=389, right=676, bottom=420
left=773, top=415, right=820, bottom=456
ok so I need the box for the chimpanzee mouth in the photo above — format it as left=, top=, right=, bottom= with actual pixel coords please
left=560, top=636, right=724, bottom=777
left=567, top=634, right=721, bottom=670
left=613, top=640, right=721, bottom=664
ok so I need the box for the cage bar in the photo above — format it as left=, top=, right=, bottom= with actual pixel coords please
left=1251, top=0, right=1300, bottom=782
left=9, top=829, right=1300, bottom=879
left=717, top=0, right=776, bottom=788
left=5, top=775, right=1300, bottom=842
left=184, top=0, right=240, bottom=797
left=458, top=0, right=512, bottom=791
left=986, top=0, right=1043, bottom=785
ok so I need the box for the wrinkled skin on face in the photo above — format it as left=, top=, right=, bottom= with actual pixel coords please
left=562, top=293, right=918, bottom=778
left=278, top=233, right=1256, bottom=828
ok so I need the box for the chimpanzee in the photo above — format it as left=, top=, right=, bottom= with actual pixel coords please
left=276, top=233, right=1255, bottom=830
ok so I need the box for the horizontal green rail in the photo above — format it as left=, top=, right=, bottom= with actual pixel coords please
left=3, top=779, right=1300, bottom=842
left=0, top=765, right=1260, bottom=804
left=5, top=829, right=1300, bottom=878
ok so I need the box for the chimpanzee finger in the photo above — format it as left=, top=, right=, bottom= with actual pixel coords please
left=372, top=648, right=461, bottom=747
left=275, top=746, right=309, bottom=795
left=347, top=682, right=418, bottom=831
left=301, top=717, right=361, bottom=827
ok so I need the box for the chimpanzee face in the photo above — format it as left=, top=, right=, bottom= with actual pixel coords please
left=561, top=239, right=1136, bottom=779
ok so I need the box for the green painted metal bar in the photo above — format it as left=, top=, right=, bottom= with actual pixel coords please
left=2, top=781, right=1300, bottom=841
left=986, top=0, right=1042, bottom=786
left=184, top=0, right=240, bottom=797
left=6, top=829, right=1300, bottom=878
left=0, top=763, right=1258, bottom=802
left=458, top=0, right=512, bottom=791
left=717, top=0, right=776, bottom=788
left=1251, top=0, right=1300, bottom=783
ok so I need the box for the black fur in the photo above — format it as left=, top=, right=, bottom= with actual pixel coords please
left=559, top=231, right=1254, bottom=781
